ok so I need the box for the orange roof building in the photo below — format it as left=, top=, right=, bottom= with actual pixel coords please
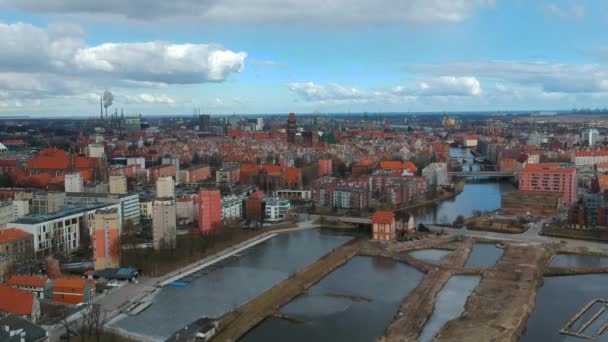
left=0, top=285, right=40, bottom=322
left=51, top=277, right=95, bottom=305
left=371, top=211, right=396, bottom=241
left=379, top=161, right=418, bottom=174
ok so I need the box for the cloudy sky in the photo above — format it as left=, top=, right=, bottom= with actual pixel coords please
left=0, top=0, right=607, bottom=116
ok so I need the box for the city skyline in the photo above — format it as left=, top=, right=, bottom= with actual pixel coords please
left=0, top=0, right=607, bottom=116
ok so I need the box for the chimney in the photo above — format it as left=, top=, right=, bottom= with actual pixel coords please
left=100, top=97, right=103, bottom=120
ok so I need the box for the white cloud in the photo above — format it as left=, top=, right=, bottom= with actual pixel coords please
left=0, top=21, right=247, bottom=106
left=123, top=93, right=175, bottom=105
left=409, top=61, right=608, bottom=94
left=417, top=76, right=481, bottom=96
left=0, top=0, right=494, bottom=24
left=543, top=3, right=585, bottom=18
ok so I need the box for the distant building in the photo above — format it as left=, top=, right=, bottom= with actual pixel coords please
left=0, top=201, right=14, bottom=227
left=287, top=113, right=297, bottom=144
left=153, top=199, right=176, bottom=250
left=264, top=198, right=290, bottom=223
left=569, top=193, right=608, bottom=229
left=501, top=191, right=562, bottom=215
left=421, top=163, right=448, bottom=188
left=318, top=159, right=332, bottom=177
left=156, top=176, right=175, bottom=199
left=245, top=191, right=265, bottom=224
left=371, top=211, right=396, bottom=241
left=147, top=164, right=176, bottom=183
left=178, top=164, right=211, bottom=183
left=125, top=115, right=141, bottom=134
left=64, top=173, right=84, bottom=193
left=571, top=151, right=608, bottom=167
left=31, top=192, right=66, bottom=214
left=64, top=192, right=138, bottom=225
left=216, top=166, right=240, bottom=184
left=199, top=114, right=211, bottom=131
left=221, top=195, right=242, bottom=222
left=109, top=175, right=128, bottom=194
left=93, top=208, right=120, bottom=270
left=519, top=163, right=577, bottom=205
left=582, top=128, right=600, bottom=147
left=199, top=190, right=222, bottom=234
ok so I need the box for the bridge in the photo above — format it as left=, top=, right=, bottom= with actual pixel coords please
left=448, top=171, right=516, bottom=177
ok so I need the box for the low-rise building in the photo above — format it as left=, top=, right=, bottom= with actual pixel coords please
left=7, top=275, right=50, bottom=299
left=0, top=314, right=49, bottom=342
left=0, top=285, right=41, bottom=322
left=371, top=211, right=396, bottom=241
left=51, top=277, right=94, bottom=305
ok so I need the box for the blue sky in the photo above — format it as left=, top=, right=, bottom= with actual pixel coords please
left=0, top=0, right=607, bottom=116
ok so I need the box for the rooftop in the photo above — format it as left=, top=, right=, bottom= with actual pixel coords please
left=0, top=228, right=32, bottom=243
left=13, top=203, right=113, bottom=224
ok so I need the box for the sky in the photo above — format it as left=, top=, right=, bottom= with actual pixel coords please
left=0, top=0, right=607, bottom=117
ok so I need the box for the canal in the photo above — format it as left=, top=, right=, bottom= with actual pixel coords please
left=242, top=256, right=423, bottom=342
left=108, top=229, right=352, bottom=341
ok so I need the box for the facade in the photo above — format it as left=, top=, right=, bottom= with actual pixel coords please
left=125, top=115, right=141, bottom=134
left=109, top=175, right=128, bottom=194
left=199, top=190, right=222, bottom=234
left=64, top=192, right=139, bottom=225
left=333, top=187, right=369, bottom=210
left=421, top=162, right=448, bottom=187
left=245, top=192, right=265, bottom=224
left=0, top=228, right=34, bottom=278
left=221, top=195, right=242, bottom=222
left=139, top=199, right=153, bottom=220
left=93, top=208, right=120, bottom=270
left=156, top=176, right=175, bottom=199
left=51, top=277, right=94, bottom=305
left=501, top=191, right=563, bottom=215
left=571, top=151, right=608, bottom=166
left=147, top=164, right=176, bottom=183
left=519, top=163, right=577, bottom=205
left=274, top=189, right=312, bottom=200
left=318, top=159, right=332, bottom=177
left=582, top=128, right=600, bottom=146
left=264, top=198, right=290, bottom=222
left=216, top=166, right=240, bottom=184
left=287, top=113, right=297, bottom=144
left=64, top=173, right=84, bottom=193
left=371, top=211, right=396, bottom=241
left=12, top=199, right=30, bottom=219
left=0, top=201, right=14, bottom=227
left=176, top=196, right=196, bottom=223
left=152, top=199, right=176, bottom=250
left=31, top=192, right=66, bottom=214
left=178, top=165, right=211, bottom=183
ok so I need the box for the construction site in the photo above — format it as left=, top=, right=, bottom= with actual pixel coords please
left=210, top=235, right=608, bottom=342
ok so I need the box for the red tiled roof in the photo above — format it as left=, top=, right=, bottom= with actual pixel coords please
left=284, top=168, right=301, bottom=182
left=27, top=148, right=70, bottom=170
left=0, top=228, right=32, bottom=243
left=262, top=164, right=282, bottom=175
left=250, top=191, right=264, bottom=200
left=379, top=161, right=417, bottom=172
left=520, top=163, right=576, bottom=175
left=53, top=277, right=88, bottom=290
left=371, top=211, right=395, bottom=224
left=355, top=159, right=374, bottom=167
left=8, top=275, right=49, bottom=288
left=0, top=158, right=19, bottom=167
left=0, top=285, right=34, bottom=315
left=574, top=150, right=608, bottom=157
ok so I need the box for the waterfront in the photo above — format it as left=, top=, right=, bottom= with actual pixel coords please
left=412, top=181, right=515, bottom=225
left=242, top=256, right=423, bottom=342
left=522, top=274, right=608, bottom=341
left=550, top=254, right=608, bottom=268
left=465, top=243, right=504, bottom=268
left=108, top=229, right=352, bottom=341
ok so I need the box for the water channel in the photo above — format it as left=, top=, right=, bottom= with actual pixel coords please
left=549, top=254, right=608, bottom=268
left=465, top=243, right=504, bottom=268
left=109, top=229, right=352, bottom=341
left=242, top=256, right=423, bottom=342
left=409, top=248, right=452, bottom=264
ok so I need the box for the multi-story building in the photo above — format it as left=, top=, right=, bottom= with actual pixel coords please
left=176, top=196, right=196, bottom=223
left=11, top=203, right=120, bottom=255
left=64, top=192, right=140, bottom=225
left=318, top=159, right=332, bottom=177
left=199, top=190, right=222, bottom=234
left=147, top=164, right=176, bottom=183
left=264, top=198, right=290, bottom=222
left=582, top=128, right=601, bottom=147
left=571, top=151, right=608, bottom=167
left=64, top=173, right=84, bottom=193
left=156, top=176, right=175, bottom=199
left=519, top=163, right=577, bottom=205
left=287, top=113, right=297, bottom=144
left=221, top=195, right=242, bottom=222
left=216, top=165, right=240, bottom=184
left=93, top=208, right=120, bottom=270
left=274, top=189, right=312, bottom=200
left=421, top=163, right=448, bottom=188
left=31, top=192, right=66, bottom=214
left=0, top=285, right=41, bottom=322
left=12, top=199, right=29, bottom=220
left=86, top=144, right=105, bottom=158
left=0, top=228, right=34, bottom=279
left=333, top=187, right=369, bottom=210
left=0, top=201, right=14, bottom=227
left=152, top=199, right=176, bottom=250
left=139, top=198, right=153, bottom=220
left=178, top=165, right=211, bottom=183
left=109, top=175, right=128, bottom=194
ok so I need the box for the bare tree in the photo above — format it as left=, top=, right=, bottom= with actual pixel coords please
left=80, top=303, right=108, bottom=342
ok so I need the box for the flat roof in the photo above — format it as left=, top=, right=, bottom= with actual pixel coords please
left=13, top=203, right=115, bottom=224
left=66, top=192, right=138, bottom=199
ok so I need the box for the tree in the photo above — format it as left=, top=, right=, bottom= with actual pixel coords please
left=191, top=152, right=201, bottom=165
left=453, top=215, right=465, bottom=227
left=80, top=303, right=108, bottom=342
left=123, top=219, right=135, bottom=235
left=0, top=173, right=14, bottom=187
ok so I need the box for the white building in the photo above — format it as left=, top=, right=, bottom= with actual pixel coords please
left=0, top=201, right=14, bottom=227
left=221, top=195, right=242, bottom=222
left=152, top=199, right=176, bottom=250
left=0, top=142, right=7, bottom=154
left=422, top=163, right=448, bottom=187
left=274, top=189, right=312, bottom=200
left=127, top=157, right=146, bottom=168
left=64, top=193, right=140, bottom=225
left=571, top=151, right=608, bottom=166
left=582, top=128, right=601, bottom=147
left=264, top=198, right=290, bottom=223
left=109, top=175, right=128, bottom=194
left=12, top=199, right=29, bottom=220
left=139, top=199, right=153, bottom=220
left=86, top=144, right=105, bottom=158
left=156, top=176, right=175, bottom=199
left=176, top=197, right=195, bottom=223
left=11, top=203, right=120, bottom=254
left=64, top=173, right=84, bottom=193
